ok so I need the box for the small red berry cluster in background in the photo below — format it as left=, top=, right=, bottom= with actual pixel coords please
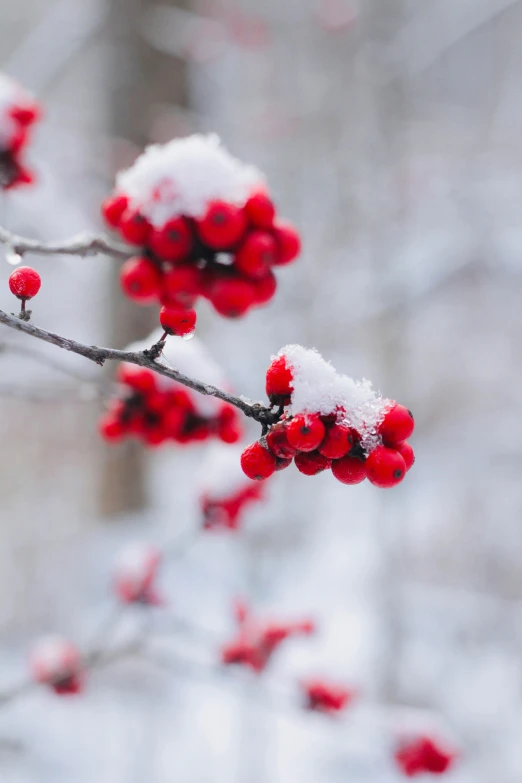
left=198, top=445, right=266, bottom=531
left=395, top=735, right=456, bottom=777
left=29, top=637, right=84, bottom=696
left=302, top=678, right=357, bottom=715
left=221, top=601, right=315, bottom=673
left=113, top=542, right=163, bottom=605
left=99, top=332, right=242, bottom=448
left=8, top=266, right=41, bottom=308
left=240, top=345, right=415, bottom=488
left=0, top=73, right=41, bottom=189
left=102, top=135, right=300, bottom=321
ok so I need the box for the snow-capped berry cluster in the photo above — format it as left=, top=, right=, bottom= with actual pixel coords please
left=113, top=542, right=162, bottom=605
left=240, top=345, right=415, bottom=488
left=395, top=735, right=456, bottom=777
left=221, top=601, right=315, bottom=673
left=302, top=678, right=357, bottom=715
left=102, top=134, right=300, bottom=320
left=29, top=636, right=84, bottom=696
left=0, top=73, right=40, bottom=190
left=99, top=331, right=242, bottom=447
left=198, top=444, right=266, bottom=531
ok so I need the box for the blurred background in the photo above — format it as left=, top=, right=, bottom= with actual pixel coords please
left=0, top=0, right=520, bottom=780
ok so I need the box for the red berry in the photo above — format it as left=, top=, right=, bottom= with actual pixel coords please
left=294, top=451, right=331, bottom=475
left=275, top=456, right=293, bottom=471
left=99, top=413, right=125, bottom=442
left=235, top=231, right=277, bottom=278
left=240, top=441, right=276, bottom=480
left=159, top=305, right=197, bottom=337
left=331, top=455, right=366, bottom=485
left=219, top=420, right=243, bottom=444
left=252, top=270, right=277, bottom=305
left=10, top=102, right=41, bottom=127
left=149, top=217, right=193, bottom=262
left=208, top=276, right=256, bottom=318
left=196, top=200, right=247, bottom=250
left=287, top=414, right=325, bottom=452
left=9, top=266, right=41, bottom=300
left=266, top=422, right=298, bottom=459
left=117, top=364, right=157, bottom=392
left=101, top=194, right=129, bottom=228
left=273, top=220, right=301, bottom=265
left=378, top=403, right=414, bottom=445
left=396, top=441, right=414, bottom=471
left=120, top=257, right=161, bottom=303
left=161, top=263, right=202, bottom=308
left=119, top=209, right=151, bottom=246
left=318, top=422, right=353, bottom=459
left=244, top=191, right=275, bottom=229
left=365, top=445, right=406, bottom=488
left=265, top=355, right=293, bottom=400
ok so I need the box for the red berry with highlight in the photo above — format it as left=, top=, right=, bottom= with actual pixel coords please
left=149, top=217, right=193, bottom=262
left=161, top=263, right=202, bottom=308
left=378, top=403, right=414, bottom=445
left=287, top=414, right=325, bottom=452
left=240, top=441, right=276, bottom=481
left=365, top=445, right=406, bottom=488
left=120, top=257, right=161, bottom=303
left=265, top=355, right=293, bottom=400
left=196, top=200, right=247, bottom=250
left=331, top=455, right=366, bottom=485
left=244, top=191, right=275, bottom=229
left=273, top=220, right=301, bottom=265
left=266, top=422, right=298, bottom=459
left=9, top=266, right=41, bottom=300
left=208, top=276, right=256, bottom=318
left=396, top=441, right=414, bottom=471
left=235, top=231, right=277, bottom=279
left=101, top=194, right=129, bottom=228
left=319, top=422, right=353, bottom=459
left=119, top=209, right=151, bottom=245
left=294, top=451, right=331, bottom=476
left=159, top=305, right=197, bottom=337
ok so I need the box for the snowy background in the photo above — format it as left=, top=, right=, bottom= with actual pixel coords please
left=0, top=0, right=521, bottom=781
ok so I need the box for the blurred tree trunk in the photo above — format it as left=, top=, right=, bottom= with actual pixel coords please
left=100, top=0, right=190, bottom=516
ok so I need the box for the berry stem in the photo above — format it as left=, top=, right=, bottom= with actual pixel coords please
left=20, top=299, right=26, bottom=314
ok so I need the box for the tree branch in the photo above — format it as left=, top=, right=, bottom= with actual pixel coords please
left=0, top=227, right=132, bottom=261
left=0, top=309, right=279, bottom=427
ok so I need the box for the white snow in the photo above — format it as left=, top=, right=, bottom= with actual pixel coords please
left=29, top=635, right=79, bottom=680
left=197, top=444, right=257, bottom=501
left=276, top=345, right=390, bottom=452
left=114, top=541, right=160, bottom=586
left=0, top=73, right=28, bottom=149
left=115, top=133, right=265, bottom=227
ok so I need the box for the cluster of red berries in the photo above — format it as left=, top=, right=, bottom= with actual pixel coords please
left=29, top=637, right=84, bottom=696
left=99, top=363, right=242, bottom=447
left=0, top=74, right=40, bottom=190
left=395, top=736, right=456, bottom=777
left=302, top=678, right=357, bottom=715
left=221, top=601, right=315, bottom=673
left=8, top=266, right=41, bottom=307
left=113, top=542, right=163, bottom=605
left=201, top=479, right=264, bottom=532
left=240, top=351, right=415, bottom=488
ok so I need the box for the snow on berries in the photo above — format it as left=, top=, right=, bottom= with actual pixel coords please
left=394, top=735, right=456, bottom=777
left=113, top=541, right=162, bottom=605
left=241, top=345, right=415, bottom=488
left=302, top=678, right=357, bottom=715
left=8, top=266, right=41, bottom=300
left=198, top=444, right=266, bottom=531
left=29, top=636, right=84, bottom=695
left=99, top=330, right=242, bottom=448
left=102, top=134, right=300, bottom=319
left=0, top=73, right=40, bottom=190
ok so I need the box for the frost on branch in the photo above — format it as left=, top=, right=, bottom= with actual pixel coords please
left=0, top=73, right=40, bottom=190
left=29, top=636, right=84, bottom=695
left=113, top=541, right=163, bottom=605
left=102, top=134, right=301, bottom=320
left=99, top=329, right=242, bottom=447
left=197, top=444, right=266, bottom=531
left=241, top=345, right=415, bottom=487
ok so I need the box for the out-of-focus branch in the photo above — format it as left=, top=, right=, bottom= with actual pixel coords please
left=0, top=227, right=132, bottom=261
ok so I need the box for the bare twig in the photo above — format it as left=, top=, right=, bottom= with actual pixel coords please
left=0, top=227, right=132, bottom=261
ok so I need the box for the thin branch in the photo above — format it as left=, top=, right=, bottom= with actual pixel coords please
left=0, top=227, right=132, bottom=261
left=0, top=309, right=280, bottom=427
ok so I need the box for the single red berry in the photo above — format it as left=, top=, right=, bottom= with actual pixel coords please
left=252, top=270, right=277, bottom=305
left=272, top=220, right=301, bottom=265
left=318, top=422, right=353, bottom=459
left=120, top=257, right=161, bottom=303
left=396, top=441, right=414, bottom=471
left=10, top=102, right=41, bottom=127
left=244, top=191, right=275, bottom=229
left=235, top=231, right=277, bottom=279
left=159, top=305, right=197, bottom=337
left=295, top=450, right=331, bottom=475
left=196, top=200, right=247, bottom=250
left=266, top=422, right=298, bottom=459
left=208, top=276, right=256, bottom=318
left=219, top=420, right=243, bottom=444
left=265, top=355, right=293, bottom=400
left=365, top=445, right=406, bottom=488
left=240, top=441, right=276, bottom=480
left=117, top=364, right=157, bottom=392
left=9, top=266, right=41, bottom=300
left=119, top=209, right=151, bottom=246
left=99, top=413, right=125, bottom=442
left=275, top=456, right=293, bottom=471
left=149, top=217, right=193, bottom=262
left=161, top=263, right=202, bottom=308
left=331, top=455, right=366, bottom=485
left=101, top=194, right=129, bottom=228
left=378, top=403, right=414, bottom=445
left=287, top=414, right=325, bottom=452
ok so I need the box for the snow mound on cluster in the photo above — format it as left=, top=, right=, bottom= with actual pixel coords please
left=0, top=73, right=27, bottom=148
left=114, top=541, right=160, bottom=583
left=277, top=344, right=390, bottom=452
left=30, top=636, right=78, bottom=679
left=125, top=329, right=230, bottom=416
left=116, top=133, right=265, bottom=227
left=198, top=444, right=256, bottom=501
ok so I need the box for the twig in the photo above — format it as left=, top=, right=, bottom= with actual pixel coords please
left=0, top=309, right=281, bottom=427
left=0, top=227, right=132, bottom=261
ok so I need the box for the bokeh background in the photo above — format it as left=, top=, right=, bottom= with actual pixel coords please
left=0, top=0, right=520, bottom=780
